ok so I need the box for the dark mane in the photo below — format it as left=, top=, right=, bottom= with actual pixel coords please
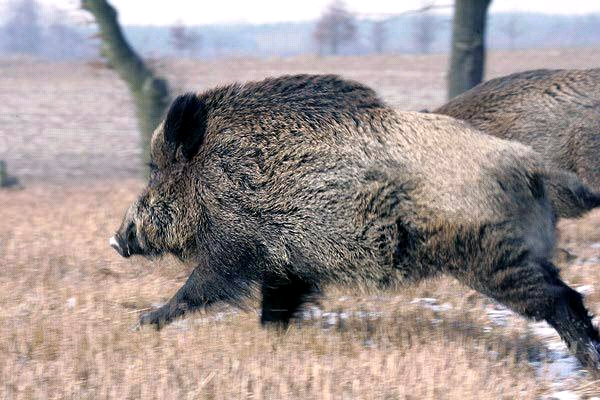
left=199, top=74, right=388, bottom=119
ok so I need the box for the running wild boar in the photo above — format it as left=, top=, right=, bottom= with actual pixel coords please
left=435, top=68, right=600, bottom=215
left=111, top=74, right=600, bottom=368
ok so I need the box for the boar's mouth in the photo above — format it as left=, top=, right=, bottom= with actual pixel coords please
left=108, top=236, right=126, bottom=257
left=109, top=236, right=128, bottom=257
left=109, top=222, right=145, bottom=258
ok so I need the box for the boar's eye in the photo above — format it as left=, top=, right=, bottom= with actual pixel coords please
left=148, top=162, right=159, bottom=173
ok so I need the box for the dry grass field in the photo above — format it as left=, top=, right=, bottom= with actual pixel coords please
left=1, top=48, right=600, bottom=399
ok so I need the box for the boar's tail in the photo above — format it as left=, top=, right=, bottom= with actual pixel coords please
left=543, top=168, right=600, bottom=218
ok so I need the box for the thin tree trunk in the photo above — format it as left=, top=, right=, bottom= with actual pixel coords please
left=447, top=0, right=492, bottom=99
left=82, top=0, right=170, bottom=173
left=0, top=160, right=19, bottom=188
left=0, top=160, right=7, bottom=187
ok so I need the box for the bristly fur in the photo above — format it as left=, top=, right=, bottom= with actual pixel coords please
left=112, top=74, right=600, bottom=369
left=435, top=68, right=600, bottom=218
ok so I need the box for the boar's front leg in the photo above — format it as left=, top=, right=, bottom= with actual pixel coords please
left=140, top=266, right=252, bottom=329
left=260, top=273, right=321, bottom=327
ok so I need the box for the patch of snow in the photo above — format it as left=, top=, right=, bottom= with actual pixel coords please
left=485, top=304, right=514, bottom=326
left=542, top=390, right=580, bottom=400
left=66, top=297, right=76, bottom=309
left=410, top=297, right=452, bottom=313
left=530, top=321, right=560, bottom=340
left=575, top=285, right=594, bottom=296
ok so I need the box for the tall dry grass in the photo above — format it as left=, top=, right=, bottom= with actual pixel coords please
left=1, top=181, right=551, bottom=399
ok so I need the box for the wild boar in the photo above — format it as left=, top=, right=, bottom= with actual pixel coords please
left=435, top=68, right=600, bottom=213
left=110, top=74, right=600, bottom=368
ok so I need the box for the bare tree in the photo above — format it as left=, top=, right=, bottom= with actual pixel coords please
left=313, top=0, right=357, bottom=55
left=570, top=14, right=600, bottom=46
left=81, top=0, right=171, bottom=173
left=447, top=0, right=492, bottom=99
left=501, top=13, right=522, bottom=49
left=413, top=2, right=437, bottom=54
left=0, top=160, right=19, bottom=188
left=170, top=20, right=202, bottom=57
left=371, top=20, right=386, bottom=54
left=44, top=8, right=93, bottom=60
left=3, top=0, right=42, bottom=55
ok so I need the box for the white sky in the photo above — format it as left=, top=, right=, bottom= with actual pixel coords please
left=28, top=0, right=600, bottom=25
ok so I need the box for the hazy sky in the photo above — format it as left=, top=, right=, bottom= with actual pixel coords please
left=30, top=0, right=600, bottom=25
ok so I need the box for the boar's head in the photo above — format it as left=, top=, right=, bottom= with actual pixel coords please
left=110, top=93, right=209, bottom=261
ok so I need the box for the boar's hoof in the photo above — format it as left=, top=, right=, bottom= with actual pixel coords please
left=130, top=322, right=142, bottom=332
left=578, top=341, right=600, bottom=371
left=139, top=303, right=187, bottom=330
left=139, top=308, right=168, bottom=330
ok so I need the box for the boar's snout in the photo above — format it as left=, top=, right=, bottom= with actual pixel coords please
left=109, top=236, right=127, bottom=257
left=109, top=222, right=139, bottom=258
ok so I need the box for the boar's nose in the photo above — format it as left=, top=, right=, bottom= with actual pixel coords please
left=109, top=221, right=136, bottom=258
left=109, top=236, right=128, bottom=257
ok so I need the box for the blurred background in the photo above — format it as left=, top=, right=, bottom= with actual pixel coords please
left=2, top=0, right=600, bottom=183
left=2, top=0, right=600, bottom=59
left=1, top=1, right=600, bottom=399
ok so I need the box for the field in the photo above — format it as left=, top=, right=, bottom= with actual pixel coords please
left=1, top=48, right=600, bottom=399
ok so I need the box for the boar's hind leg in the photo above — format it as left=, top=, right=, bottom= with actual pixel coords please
left=140, top=267, right=252, bottom=329
left=467, top=256, right=600, bottom=368
left=546, top=280, right=600, bottom=369
left=260, top=274, right=320, bottom=327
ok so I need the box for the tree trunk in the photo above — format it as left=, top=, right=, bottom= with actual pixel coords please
left=447, top=0, right=492, bottom=99
left=81, top=0, right=170, bottom=174
left=0, top=160, right=7, bottom=186
left=0, top=160, right=19, bottom=188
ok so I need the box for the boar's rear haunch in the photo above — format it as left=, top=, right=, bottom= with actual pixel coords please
left=435, top=68, right=600, bottom=218
left=110, top=74, right=600, bottom=369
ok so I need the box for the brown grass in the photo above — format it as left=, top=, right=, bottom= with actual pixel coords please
left=2, top=48, right=600, bottom=399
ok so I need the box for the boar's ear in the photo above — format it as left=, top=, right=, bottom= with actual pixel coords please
left=163, top=93, right=207, bottom=161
